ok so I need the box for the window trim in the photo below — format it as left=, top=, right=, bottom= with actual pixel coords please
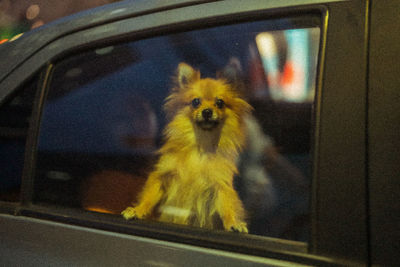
left=20, top=65, right=54, bottom=206
left=19, top=7, right=325, bottom=261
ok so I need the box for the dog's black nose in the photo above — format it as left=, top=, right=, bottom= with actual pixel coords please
left=202, top=108, right=213, bottom=119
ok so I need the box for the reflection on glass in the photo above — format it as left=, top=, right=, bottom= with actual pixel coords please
left=35, top=18, right=320, bottom=242
left=256, top=28, right=319, bottom=102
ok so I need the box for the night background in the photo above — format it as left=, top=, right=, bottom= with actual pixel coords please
left=0, top=0, right=121, bottom=43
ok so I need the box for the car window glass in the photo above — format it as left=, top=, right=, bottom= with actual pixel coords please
left=35, top=18, right=320, bottom=242
left=0, top=76, right=39, bottom=202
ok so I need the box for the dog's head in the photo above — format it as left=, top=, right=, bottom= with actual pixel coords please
left=164, top=62, right=252, bottom=131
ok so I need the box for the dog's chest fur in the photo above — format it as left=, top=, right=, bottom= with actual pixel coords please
left=157, top=149, right=234, bottom=228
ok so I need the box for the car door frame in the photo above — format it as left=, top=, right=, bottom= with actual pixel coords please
left=0, top=0, right=371, bottom=265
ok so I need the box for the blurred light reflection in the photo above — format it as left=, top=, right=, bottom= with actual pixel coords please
left=26, top=4, right=40, bottom=20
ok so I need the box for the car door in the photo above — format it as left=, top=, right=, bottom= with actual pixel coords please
left=0, top=0, right=379, bottom=266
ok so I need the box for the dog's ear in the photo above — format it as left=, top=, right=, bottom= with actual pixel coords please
left=217, top=58, right=245, bottom=94
left=177, top=62, right=200, bottom=89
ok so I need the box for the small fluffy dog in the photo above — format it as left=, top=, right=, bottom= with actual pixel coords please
left=122, top=63, right=252, bottom=232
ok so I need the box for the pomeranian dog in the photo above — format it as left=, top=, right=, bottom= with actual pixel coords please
left=122, top=62, right=252, bottom=233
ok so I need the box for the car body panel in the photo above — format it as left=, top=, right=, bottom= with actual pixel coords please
left=0, top=0, right=399, bottom=266
left=368, top=1, right=400, bottom=266
left=0, top=214, right=311, bottom=267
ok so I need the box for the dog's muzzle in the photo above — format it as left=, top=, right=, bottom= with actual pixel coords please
left=197, top=108, right=219, bottom=130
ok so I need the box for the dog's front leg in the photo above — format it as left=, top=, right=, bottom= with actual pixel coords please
left=122, top=172, right=163, bottom=220
left=216, top=185, right=248, bottom=233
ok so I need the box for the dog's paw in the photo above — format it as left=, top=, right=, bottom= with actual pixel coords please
left=121, top=206, right=147, bottom=220
left=121, top=207, right=138, bottom=220
left=227, top=221, right=248, bottom=233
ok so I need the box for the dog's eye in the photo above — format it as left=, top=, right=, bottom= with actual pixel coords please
left=191, top=98, right=201, bottom=108
left=215, top=99, right=225, bottom=109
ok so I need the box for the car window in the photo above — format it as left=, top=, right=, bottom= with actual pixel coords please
left=0, top=76, right=39, bottom=202
left=34, top=18, right=320, bottom=242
